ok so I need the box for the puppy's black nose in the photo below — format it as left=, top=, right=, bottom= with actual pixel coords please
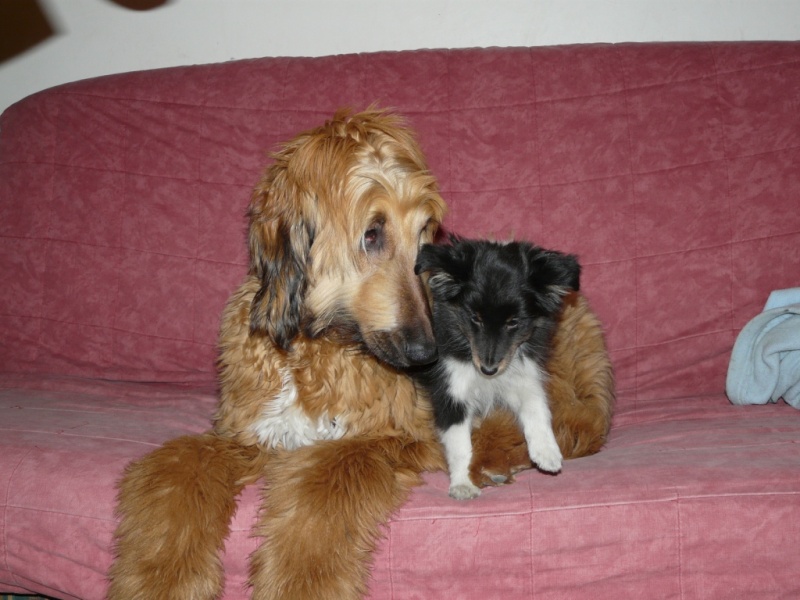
left=480, top=364, right=498, bottom=377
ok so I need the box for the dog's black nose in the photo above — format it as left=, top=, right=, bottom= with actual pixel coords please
left=480, top=364, right=498, bottom=377
left=404, top=339, right=437, bottom=365
left=402, top=330, right=438, bottom=365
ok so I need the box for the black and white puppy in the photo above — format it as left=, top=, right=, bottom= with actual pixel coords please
left=413, top=237, right=580, bottom=500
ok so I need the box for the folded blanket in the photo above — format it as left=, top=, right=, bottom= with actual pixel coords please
left=727, top=288, right=800, bottom=409
left=764, top=287, right=800, bottom=311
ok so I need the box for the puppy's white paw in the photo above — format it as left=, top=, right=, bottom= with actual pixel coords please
left=449, top=482, right=481, bottom=500
left=530, top=441, right=562, bottom=474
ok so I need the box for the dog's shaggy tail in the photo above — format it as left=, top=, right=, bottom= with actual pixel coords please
left=547, top=292, right=615, bottom=459
left=108, top=433, right=266, bottom=600
left=250, top=435, right=439, bottom=600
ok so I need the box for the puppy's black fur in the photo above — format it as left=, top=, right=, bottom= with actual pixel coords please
left=413, top=236, right=580, bottom=499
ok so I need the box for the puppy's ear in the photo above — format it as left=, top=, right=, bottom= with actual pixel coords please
left=415, top=240, right=472, bottom=300
left=526, top=246, right=581, bottom=314
left=247, top=160, right=316, bottom=350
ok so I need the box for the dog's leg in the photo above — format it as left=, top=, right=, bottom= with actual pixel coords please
left=510, top=376, right=563, bottom=474
left=109, top=433, right=265, bottom=600
left=251, top=435, right=438, bottom=600
left=441, top=421, right=481, bottom=500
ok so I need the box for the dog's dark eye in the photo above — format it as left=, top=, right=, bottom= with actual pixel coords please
left=469, top=311, right=483, bottom=327
left=362, top=222, right=384, bottom=253
left=364, top=228, right=379, bottom=245
left=506, top=318, right=519, bottom=330
left=418, top=219, right=435, bottom=245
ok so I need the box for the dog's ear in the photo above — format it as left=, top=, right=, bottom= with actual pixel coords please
left=247, top=159, right=316, bottom=350
left=525, top=246, right=581, bottom=314
left=415, top=239, right=473, bottom=300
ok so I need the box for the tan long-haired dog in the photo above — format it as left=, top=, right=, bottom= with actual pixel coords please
left=109, top=108, right=613, bottom=600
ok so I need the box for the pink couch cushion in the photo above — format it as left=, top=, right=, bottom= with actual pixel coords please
left=0, top=375, right=217, bottom=598
left=2, top=374, right=798, bottom=599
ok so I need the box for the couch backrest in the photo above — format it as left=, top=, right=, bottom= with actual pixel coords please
left=2, top=43, right=799, bottom=411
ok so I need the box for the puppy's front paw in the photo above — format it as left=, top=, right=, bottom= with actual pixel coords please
left=529, top=441, right=562, bottom=474
left=449, top=482, right=481, bottom=500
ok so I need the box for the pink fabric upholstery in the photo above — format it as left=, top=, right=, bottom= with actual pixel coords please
left=1, top=42, right=799, bottom=598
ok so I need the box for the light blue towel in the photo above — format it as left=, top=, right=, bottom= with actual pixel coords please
left=764, top=287, right=800, bottom=311
left=726, top=288, right=800, bottom=409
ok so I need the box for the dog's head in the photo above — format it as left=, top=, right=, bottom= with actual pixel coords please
left=247, top=108, right=446, bottom=368
left=415, top=237, right=580, bottom=377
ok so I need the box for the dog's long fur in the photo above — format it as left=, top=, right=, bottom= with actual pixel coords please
left=109, top=108, right=614, bottom=600
left=111, top=109, right=447, bottom=600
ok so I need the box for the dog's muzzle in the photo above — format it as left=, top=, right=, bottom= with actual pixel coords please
left=400, top=327, right=438, bottom=365
left=366, top=327, right=438, bottom=369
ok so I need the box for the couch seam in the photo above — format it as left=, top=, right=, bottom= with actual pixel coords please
left=445, top=49, right=453, bottom=217
left=1, top=447, right=34, bottom=587
left=618, top=45, right=640, bottom=412
left=7, top=314, right=215, bottom=346
left=190, top=68, right=213, bottom=347
left=45, top=52, right=800, bottom=112
left=710, top=44, right=737, bottom=355
left=529, top=47, right=544, bottom=259
left=108, top=107, right=132, bottom=369
left=529, top=48, right=540, bottom=599
left=391, top=490, right=800, bottom=522
left=0, top=233, right=248, bottom=266
left=676, top=489, right=685, bottom=599
left=5, top=504, right=117, bottom=522
left=0, top=428, right=167, bottom=447
left=387, top=520, right=395, bottom=600
left=6, top=140, right=800, bottom=191
left=36, top=96, right=61, bottom=371
left=6, top=226, right=798, bottom=265
left=528, top=479, right=536, bottom=599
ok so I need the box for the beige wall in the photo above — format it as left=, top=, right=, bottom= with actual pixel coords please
left=2, top=0, right=800, bottom=115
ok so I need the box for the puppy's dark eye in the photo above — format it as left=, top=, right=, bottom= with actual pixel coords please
left=506, top=318, right=519, bottom=330
left=362, top=222, right=384, bottom=253
left=469, top=311, right=483, bottom=327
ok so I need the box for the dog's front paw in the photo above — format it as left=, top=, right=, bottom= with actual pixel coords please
left=529, top=441, right=563, bottom=474
left=449, top=482, right=481, bottom=500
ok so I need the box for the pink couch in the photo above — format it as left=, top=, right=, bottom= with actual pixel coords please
left=2, top=42, right=799, bottom=599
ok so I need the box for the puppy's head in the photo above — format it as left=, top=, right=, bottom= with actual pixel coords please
left=248, top=108, right=446, bottom=368
left=415, top=237, right=580, bottom=376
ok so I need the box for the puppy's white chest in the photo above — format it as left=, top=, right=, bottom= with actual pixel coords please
left=443, top=355, right=544, bottom=415
left=251, top=368, right=346, bottom=450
